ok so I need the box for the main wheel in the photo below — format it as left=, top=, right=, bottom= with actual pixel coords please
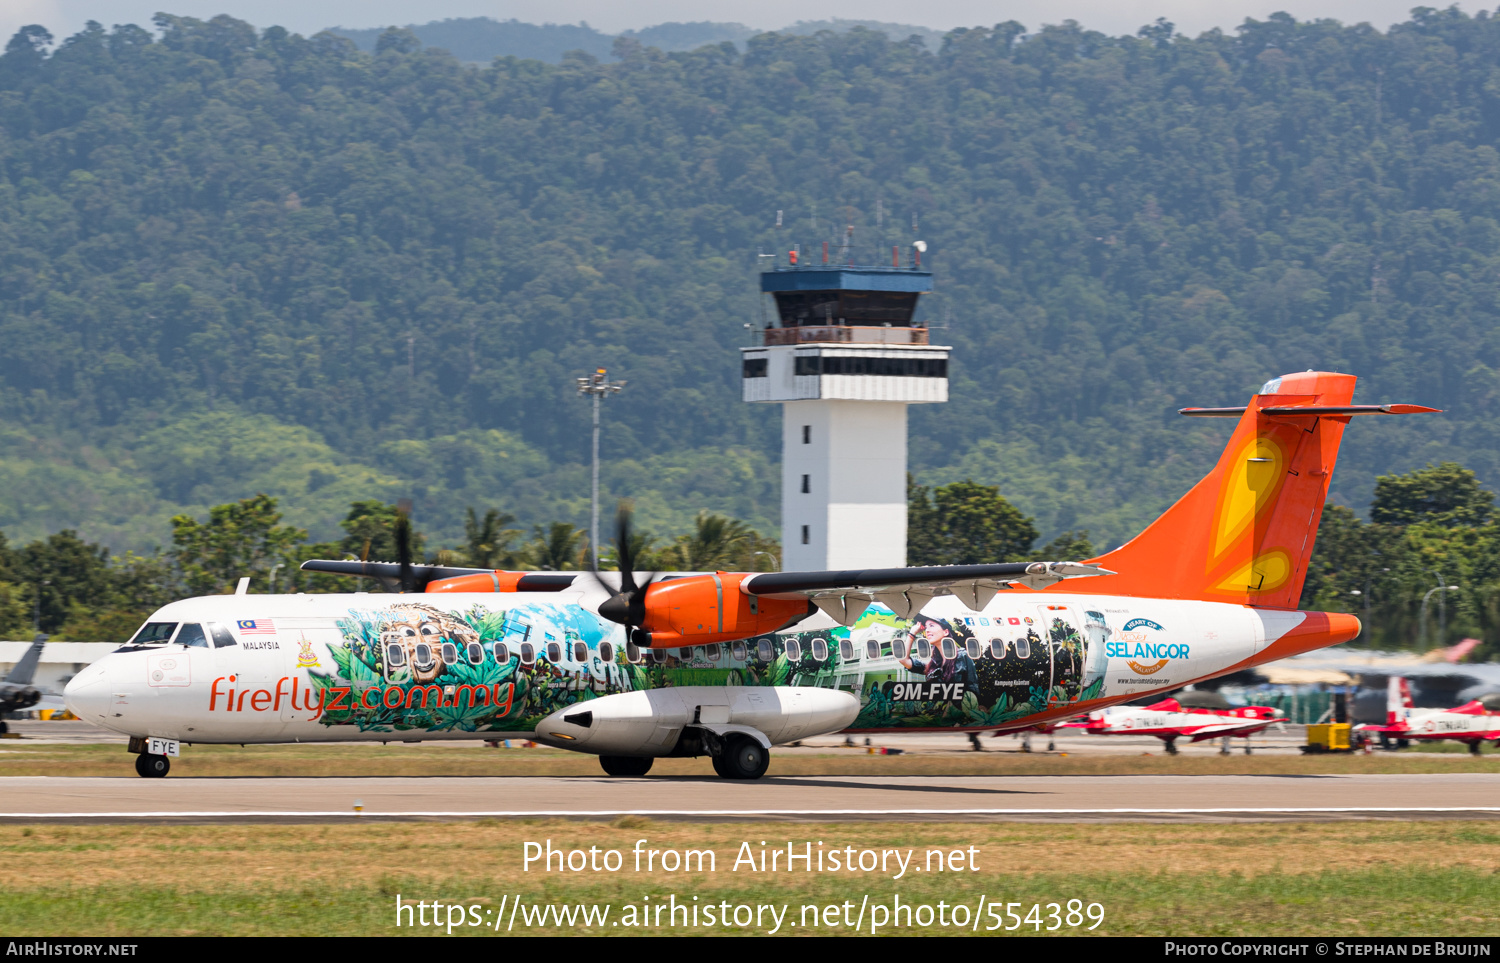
left=599, top=755, right=653, bottom=777
left=716, top=735, right=769, bottom=780
left=135, top=753, right=170, bottom=778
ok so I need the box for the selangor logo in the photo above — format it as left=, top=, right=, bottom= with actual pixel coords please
left=296, top=638, right=321, bottom=669
left=1108, top=619, right=1186, bottom=675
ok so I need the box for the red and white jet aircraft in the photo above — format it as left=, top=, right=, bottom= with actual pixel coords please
left=1066, top=691, right=1284, bottom=754
left=1359, top=676, right=1500, bottom=755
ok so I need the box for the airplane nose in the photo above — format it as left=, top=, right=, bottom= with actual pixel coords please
left=64, top=663, right=112, bottom=723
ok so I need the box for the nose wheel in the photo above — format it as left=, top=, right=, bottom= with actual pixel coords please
left=134, top=753, right=170, bottom=778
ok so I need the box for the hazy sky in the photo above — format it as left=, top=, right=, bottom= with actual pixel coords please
left=1, top=0, right=1468, bottom=49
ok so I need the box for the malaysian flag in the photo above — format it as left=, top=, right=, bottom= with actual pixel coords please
left=237, top=619, right=276, bottom=635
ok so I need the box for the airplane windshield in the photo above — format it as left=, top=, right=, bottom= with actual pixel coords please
left=129, top=623, right=178, bottom=646
left=175, top=623, right=208, bottom=648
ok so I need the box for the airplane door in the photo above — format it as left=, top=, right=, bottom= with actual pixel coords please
left=1036, top=605, right=1087, bottom=706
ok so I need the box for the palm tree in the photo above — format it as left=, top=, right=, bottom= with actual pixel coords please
left=661, top=511, right=752, bottom=571
left=527, top=522, right=587, bottom=571
left=463, top=507, right=521, bottom=568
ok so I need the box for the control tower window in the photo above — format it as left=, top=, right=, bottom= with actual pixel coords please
left=801, top=525, right=810, bottom=545
left=802, top=425, right=811, bottom=444
left=801, top=474, right=810, bottom=494
left=742, top=358, right=767, bottom=378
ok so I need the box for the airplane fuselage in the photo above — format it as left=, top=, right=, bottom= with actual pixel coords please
left=65, top=589, right=1350, bottom=753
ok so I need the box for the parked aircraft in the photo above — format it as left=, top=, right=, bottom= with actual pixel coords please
left=1358, top=676, right=1500, bottom=754
left=65, top=371, right=1433, bottom=778
left=1065, top=689, right=1284, bottom=754
left=0, top=635, right=52, bottom=734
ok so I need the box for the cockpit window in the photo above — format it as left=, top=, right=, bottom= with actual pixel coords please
left=208, top=622, right=238, bottom=648
left=175, top=623, right=208, bottom=648
left=129, top=623, right=178, bottom=646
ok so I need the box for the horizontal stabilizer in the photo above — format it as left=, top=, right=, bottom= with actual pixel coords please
left=1180, top=403, right=1441, bottom=418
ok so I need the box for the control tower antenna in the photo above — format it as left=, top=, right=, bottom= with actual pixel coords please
left=576, top=368, right=626, bottom=569
left=743, top=242, right=947, bottom=570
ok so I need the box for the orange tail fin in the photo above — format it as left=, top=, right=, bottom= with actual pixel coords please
left=1072, top=371, right=1437, bottom=609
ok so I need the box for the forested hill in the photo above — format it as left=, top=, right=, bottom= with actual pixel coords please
left=2, top=11, right=1499, bottom=552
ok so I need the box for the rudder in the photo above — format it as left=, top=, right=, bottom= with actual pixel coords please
left=1075, top=371, right=1433, bottom=609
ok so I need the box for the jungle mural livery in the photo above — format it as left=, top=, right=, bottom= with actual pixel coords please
left=296, top=597, right=1111, bottom=736
left=65, top=371, right=1430, bottom=778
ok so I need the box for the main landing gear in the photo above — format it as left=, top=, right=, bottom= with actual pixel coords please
left=599, top=755, right=653, bottom=777
left=134, top=753, right=170, bottom=778
left=711, top=735, right=770, bottom=780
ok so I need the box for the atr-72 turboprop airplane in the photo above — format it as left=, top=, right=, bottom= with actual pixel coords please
left=66, top=371, right=1435, bottom=779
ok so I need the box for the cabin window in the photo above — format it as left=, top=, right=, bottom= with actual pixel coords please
left=784, top=639, right=803, bottom=661
left=440, top=642, right=458, bottom=665
left=651, top=647, right=667, bottom=663
left=493, top=642, right=510, bottom=663
left=625, top=642, right=642, bottom=663
left=129, top=623, right=178, bottom=646
left=915, top=639, right=931, bottom=660
left=467, top=641, right=485, bottom=665
left=987, top=639, right=1005, bottom=660
left=731, top=641, right=747, bottom=661
left=840, top=639, right=855, bottom=661
left=519, top=643, right=535, bottom=665
left=386, top=643, right=407, bottom=668
left=679, top=647, right=694, bottom=660
left=757, top=639, right=774, bottom=662
left=574, top=641, right=588, bottom=662
left=940, top=638, right=956, bottom=660
left=705, top=643, right=721, bottom=661
left=1013, top=636, right=1031, bottom=659
left=891, top=639, right=907, bottom=660
left=811, top=638, right=828, bottom=661
left=866, top=639, right=880, bottom=660
left=175, top=623, right=208, bottom=648
left=546, top=642, right=562, bottom=663
left=208, top=622, right=237, bottom=648
left=599, top=641, right=615, bottom=663
left=965, top=638, right=981, bottom=659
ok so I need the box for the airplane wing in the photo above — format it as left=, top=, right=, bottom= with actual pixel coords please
left=739, top=561, right=1114, bottom=622
left=1183, top=719, right=1277, bottom=742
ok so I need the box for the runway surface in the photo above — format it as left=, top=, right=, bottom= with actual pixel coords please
left=4, top=772, right=1499, bottom=822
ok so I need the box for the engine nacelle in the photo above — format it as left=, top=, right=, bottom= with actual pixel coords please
left=532, top=685, right=858, bottom=757
left=635, top=573, right=811, bottom=647
left=0, top=684, right=40, bottom=712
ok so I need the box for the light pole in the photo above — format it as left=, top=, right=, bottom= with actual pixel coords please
left=752, top=550, right=779, bottom=572
left=32, top=579, right=49, bottom=632
left=576, top=367, right=626, bottom=569
left=1419, top=575, right=1459, bottom=650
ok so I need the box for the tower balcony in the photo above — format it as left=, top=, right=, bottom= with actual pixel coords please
left=761, top=325, right=931, bottom=346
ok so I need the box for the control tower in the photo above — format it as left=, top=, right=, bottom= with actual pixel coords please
left=743, top=248, right=949, bottom=571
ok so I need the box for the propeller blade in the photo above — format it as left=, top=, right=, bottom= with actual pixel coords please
left=394, top=509, right=424, bottom=593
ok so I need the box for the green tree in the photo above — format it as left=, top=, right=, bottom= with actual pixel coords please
left=18, top=531, right=112, bottom=633
left=463, top=507, right=522, bottom=569
left=337, top=501, right=424, bottom=563
left=655, top=511, right=753, bottom=571
left=1032, top=530, right=1095, bottom=562
left=1370, top=463, right=1494, bottom=528
left=526, top=523, right=587, bottom=571
left=170, top=494, right=307, bottom=595
left=908, top=479, right=1038, bottom=566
